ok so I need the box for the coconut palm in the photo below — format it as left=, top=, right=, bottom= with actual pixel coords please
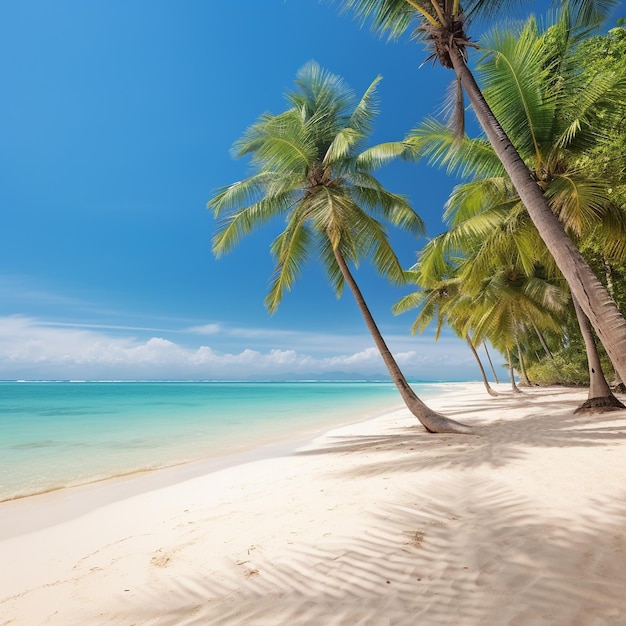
left=341, top=0, right=626, bottom=382
left=399, top=222, right=569, bottom=393
left=417, top=177, right=624, bottom=405
left=207, top=61, right=472, bottom=434
left=395, top=258, right=501, bottom=396
left=404, top=7, right=626, bottom=407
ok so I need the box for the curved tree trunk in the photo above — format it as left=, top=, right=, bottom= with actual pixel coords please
left=448, top=47, right=626, bottom=385
left=467, top=337, right=499, bottom=396
left=515, top=331, right=532, bottom=387
left=572, top=295, right=625, bottom=413
left=507, top=349, right=523, bottom=394
left=531, top=318, right=564, bottom=379
left=602, top=255, right=625, bottom=391
left=483, top=342, right=500, bottom=384
left=333, top=248, right=473, bottom=434
left=532, top=320, right=553, bottom=361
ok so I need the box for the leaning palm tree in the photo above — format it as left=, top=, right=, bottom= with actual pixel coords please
left=395, top=259, right=501, bottom=396
left=341, top=0, right=626, bottom=382
left=420, top=176, right=625, bottom=406
left=404, top=7, right=626, bottom=408
left=207, top=61, right=472, bottom=434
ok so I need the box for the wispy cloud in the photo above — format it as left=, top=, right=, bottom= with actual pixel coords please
left=187, top=323, right=222, bottom=335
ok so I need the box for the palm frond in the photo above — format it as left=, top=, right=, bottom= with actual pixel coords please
left=443, top=176, right=514, bottom=224
left=554, top=71, right=626, bottom=153
left=478, top=16, right=554, bottom=161
left=405, top=118, right=505, bottom=179
left=392, top=288, right=429, bottom=316
left=288, top=61, right=354, bottom=122
left=318, top=235, right=346, bottom=296
left=265, top=218, right=313, bottom=313
left=355, top=141, right=412, bottom=170
left=340, top=0, right=416, bottom=41
left=545, top=175, right=613, bottom=236
left=347, top=171, right=425, bottom=236
left=556, top=0, right=620, bottom=27
left=348, top=74, right=382, bottom=134
left=212, top=191, right=297, bottom=257
left=324, top=127, right=363, bottom=164
left=208, top=173, right=277, bottom=216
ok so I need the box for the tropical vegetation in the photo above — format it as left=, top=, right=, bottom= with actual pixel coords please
left=340, top=0, right=626, bottom=384
left=392, top=9, right=626, bottom=408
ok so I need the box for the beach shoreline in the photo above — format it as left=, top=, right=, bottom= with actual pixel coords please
left=2, top=381, right=626, bottom=624
left=0, top=379, right=412, bottom=503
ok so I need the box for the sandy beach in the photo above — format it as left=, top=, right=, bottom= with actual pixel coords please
left=1, top=382, right=626, bottom=625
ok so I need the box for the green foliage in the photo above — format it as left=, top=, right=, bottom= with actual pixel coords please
left=527, top=354, right=589, bottom=386
left=395, top=6, right=626, bottom=385
left=525, top=302, right=617, bottom=386
left=208, top=61, right=424, bottom=313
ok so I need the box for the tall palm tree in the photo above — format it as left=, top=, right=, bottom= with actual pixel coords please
left=207, top=61, right=472, bottom=434
left=403, top=7, right=626, bottom=406
left=341, top=0, right=626, bottom=382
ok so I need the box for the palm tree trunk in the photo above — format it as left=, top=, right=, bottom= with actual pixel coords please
left=572, top=295, right=625, bottom=413
left=483, top=342, right=500, bottom=384
left=515, top=332, right=531, bottom=387
left=602, top=256, right=625, bottom=391
left=532, top=320, right=553, bottom=360
left=467, top=337, right=499, bottom=396
left=332, top=247, right=473, bottom=434
left=507, top=349, right=523, bottom=394
left=447, top=46, right=626, bottom=384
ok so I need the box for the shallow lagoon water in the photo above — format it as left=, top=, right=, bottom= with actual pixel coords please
left=0, top=380, right=452, bottom=501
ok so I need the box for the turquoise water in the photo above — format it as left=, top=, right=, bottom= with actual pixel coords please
left=0, top=381, right=449, bottom=501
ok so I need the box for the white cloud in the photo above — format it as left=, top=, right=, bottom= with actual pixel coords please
left=0, top=315, right=484, bottom=381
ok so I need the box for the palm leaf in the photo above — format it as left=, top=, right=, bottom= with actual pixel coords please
left=265, top=217, right=313, bottom=313
left=405, top=118, right=504, bottom=179
left=348, top=74, right=382, bottom=134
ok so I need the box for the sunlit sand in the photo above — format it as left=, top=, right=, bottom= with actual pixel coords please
left=1, top=382, right=625, bottom=624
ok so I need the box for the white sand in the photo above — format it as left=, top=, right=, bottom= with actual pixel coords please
left=1, top=382, right=626, bottom=625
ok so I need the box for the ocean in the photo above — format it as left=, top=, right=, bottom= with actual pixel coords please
left=0, top=380, right=452, bottom=502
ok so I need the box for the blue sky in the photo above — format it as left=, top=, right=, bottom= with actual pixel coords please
left=0, top=0, right=613, bottom=381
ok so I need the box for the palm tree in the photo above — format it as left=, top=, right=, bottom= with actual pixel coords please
left=416, top=176, right=624, bottom=405
left=207, top=61, right=472, bottom=434
left=394, top=260, right=501, bottom=396
left=401, top=226, right=569, bottom=393
left=394, top=6, right=626, bottom=408
left=341, top=0, right=626, bottom=382
left=404, top=7, right=626, bottom=407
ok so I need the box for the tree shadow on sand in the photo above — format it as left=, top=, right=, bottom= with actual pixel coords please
left=110, top=477, right=626, bottom=625
left=293, top=388, right=626, bottom=476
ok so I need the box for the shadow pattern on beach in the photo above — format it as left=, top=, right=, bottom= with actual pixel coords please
left=108, top=477, right=626, bottom=626
left=58, top=388, right=626, bottom=625
left=294, top=390, right=626, bottom=476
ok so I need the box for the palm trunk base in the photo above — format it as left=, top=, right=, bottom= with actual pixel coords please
left=574, top=395, right=626, bottom=414
left=404, top=396, right=474, bottom=434
left=413, top=410, right=475, bottom=434
left=485, top=384, right=500, bottom=397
